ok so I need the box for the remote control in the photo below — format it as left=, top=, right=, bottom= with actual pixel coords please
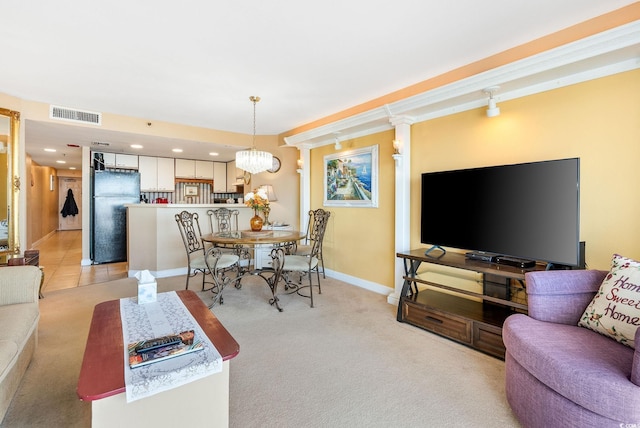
left=135, top=335, right=182, bottom=353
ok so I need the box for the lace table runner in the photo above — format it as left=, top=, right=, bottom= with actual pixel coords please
left=120, top=291, right=222, bottom=402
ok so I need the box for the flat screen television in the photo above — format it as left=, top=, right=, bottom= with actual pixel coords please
left=420, top=158, right=580, bottom=267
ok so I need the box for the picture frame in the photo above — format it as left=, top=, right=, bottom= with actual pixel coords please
left=184, top=184, right=199, bottom=197
left=324, top=145, right=378, bottom=207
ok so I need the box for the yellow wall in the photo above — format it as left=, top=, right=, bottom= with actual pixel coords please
left=410, top=68, right=640, bottom=271
left=311, top=130, right=396, bottom=287
left=310, top=68, right=640, bottom=289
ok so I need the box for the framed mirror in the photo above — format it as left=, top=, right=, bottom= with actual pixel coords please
left=0, top=108, right=20, bottom=263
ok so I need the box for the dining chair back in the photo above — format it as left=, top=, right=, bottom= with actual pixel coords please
left=175, top=210, right=211, bottom=291
left=207, top=208, right=239, bottom=234
left=207, top=208, right=248, bottom=275
left=175, top=210, right=240, bottom=292
left=295, top=208, right=331, bottom=277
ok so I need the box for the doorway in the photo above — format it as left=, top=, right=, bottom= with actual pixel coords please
left=58, top=177, right=82, bottom=230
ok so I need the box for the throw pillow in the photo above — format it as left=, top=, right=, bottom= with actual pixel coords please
left=579, top=254, right=640, bottom=349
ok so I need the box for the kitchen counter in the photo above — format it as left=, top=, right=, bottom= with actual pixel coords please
left=130, top=203, right=249, bottom=209
left=126, top=204, right=254, bottom=278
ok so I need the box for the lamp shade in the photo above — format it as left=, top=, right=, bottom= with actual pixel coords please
left=260, top=184, right=277, bottom=202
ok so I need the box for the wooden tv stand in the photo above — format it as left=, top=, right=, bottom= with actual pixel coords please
left=396, top=249, right=546, bottom=359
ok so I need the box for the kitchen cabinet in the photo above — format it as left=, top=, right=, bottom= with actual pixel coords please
left=95, top=152, right=138, bottom=169
left=101, top=152, right=115, bottom=167
left=226, top=161, right=236, bottom=191
left=175, top=159, right=195, bottom=178
left=139, top=156, right=175, bottom=192
left=195, top=160, right=214, bottom=179
left=213, top=162, right=227, bottom=192
left=175, top=159, right=214, bottom=179
left=226, top=160, right=244, bottom=191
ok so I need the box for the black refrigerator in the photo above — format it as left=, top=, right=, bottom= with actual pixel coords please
left=91, top=170, right=140, bottom=264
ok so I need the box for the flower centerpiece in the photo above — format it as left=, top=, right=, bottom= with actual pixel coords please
left=244, top=188, right=270, bottom=231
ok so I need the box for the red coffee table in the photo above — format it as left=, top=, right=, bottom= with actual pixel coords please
left=77, top=290, right=239, bottom=427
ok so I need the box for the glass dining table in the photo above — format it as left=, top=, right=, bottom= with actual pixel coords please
left=200, top=230, right=307, bottom=311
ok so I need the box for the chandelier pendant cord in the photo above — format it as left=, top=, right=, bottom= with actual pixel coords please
left=251, top=96, right=259, bottom=150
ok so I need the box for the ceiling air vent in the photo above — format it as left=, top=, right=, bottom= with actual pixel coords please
left=49, top=105, right=102, bottom=125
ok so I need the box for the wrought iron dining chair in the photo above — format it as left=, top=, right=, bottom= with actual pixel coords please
left=254, top=247, right=286, bottom=311
left=203, top=247, right=234, bottom=308
left=293, top=208, right=331, bottom=278
left=206, top=207, right=239, bottom=235
left=175, top=210, right=239, bottom=291
left=282, top=219, right=326, bottom=308
left=206, top=208, right=250, bottom=278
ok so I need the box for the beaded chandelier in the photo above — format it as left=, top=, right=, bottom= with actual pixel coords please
left=235, top=96, right=273, bottom=174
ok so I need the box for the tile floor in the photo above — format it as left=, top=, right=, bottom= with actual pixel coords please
left=34, top=230, right=129, bottom=293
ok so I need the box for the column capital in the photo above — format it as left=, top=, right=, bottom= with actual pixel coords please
left=389, top=115, right=415, bottom=127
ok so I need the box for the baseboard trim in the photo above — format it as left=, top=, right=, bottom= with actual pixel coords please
left=127, top=267, right=395, bottom=299
left=323, top=269, right=393, bottom=297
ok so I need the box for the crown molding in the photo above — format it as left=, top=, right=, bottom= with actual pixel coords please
left=284, top=20, right=640, bottom=149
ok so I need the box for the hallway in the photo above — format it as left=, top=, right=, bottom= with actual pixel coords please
left=33, top=230, right=129, bottom=294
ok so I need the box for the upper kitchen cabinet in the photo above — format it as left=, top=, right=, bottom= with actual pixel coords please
left=213, top=162, right=227, bottom=192
left=139, top=156, right=175, bottom=192
left=93, top=152, right=139, bottom=170
left=117, top=154, right=139, bottom=169
left=226, top=160, right=243, bottom=191
left=175, top=159, right=214, bottom=179
left=174, top=158, right=194, bottom=178
left=195, top=160, right=214, bottom=179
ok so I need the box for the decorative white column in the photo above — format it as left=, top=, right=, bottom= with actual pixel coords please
left=297, top=144, right=312, bottom=231
left=388, top=115, right=414, bottom=305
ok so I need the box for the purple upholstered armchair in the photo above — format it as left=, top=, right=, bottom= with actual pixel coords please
left=503, top=269, right=640, bottom=427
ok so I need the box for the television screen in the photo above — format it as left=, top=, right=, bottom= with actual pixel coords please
left=420, top=158, right=580, bottom=267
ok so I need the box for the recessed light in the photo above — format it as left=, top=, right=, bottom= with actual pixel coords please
left=56, top=160, right=66, bottom=164
left=131, top=144, right=143, bottom=149
left=172, top=148, right=183, bottom=153
left=69, top=167, right=76, bottom=170
left=44, top=148, right=56, bottom=152
left=209, top=152, right=219, bottom=156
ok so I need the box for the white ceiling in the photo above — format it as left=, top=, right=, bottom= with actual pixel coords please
left=1, top=0, right=637, bottom=169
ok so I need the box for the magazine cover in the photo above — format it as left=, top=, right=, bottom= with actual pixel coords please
left=128, top=330, right=204, bottom=368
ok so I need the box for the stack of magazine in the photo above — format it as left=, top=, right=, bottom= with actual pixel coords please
left=128, top=330, right=204, bottom=368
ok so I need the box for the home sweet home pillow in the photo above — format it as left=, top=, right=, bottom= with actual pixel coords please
left=579, top=254, right=640, bottom=349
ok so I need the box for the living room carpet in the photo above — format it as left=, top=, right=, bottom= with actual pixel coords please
left=1, top=273, right=520, bottom=427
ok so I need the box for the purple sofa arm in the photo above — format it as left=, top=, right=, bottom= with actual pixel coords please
left=632, top=328, right=640, bottom=387
left=524, top=269, right=607, bottom=325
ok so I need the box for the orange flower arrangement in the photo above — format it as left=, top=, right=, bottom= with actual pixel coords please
left=244, top=188, right=269, bottom=212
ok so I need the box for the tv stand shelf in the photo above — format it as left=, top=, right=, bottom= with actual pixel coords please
left=396, top=249, right=546, bottom=359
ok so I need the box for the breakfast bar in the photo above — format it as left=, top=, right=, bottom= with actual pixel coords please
left=126, top=203, right=255, bottom=278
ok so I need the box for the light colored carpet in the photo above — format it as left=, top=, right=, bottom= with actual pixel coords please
left=1, top=273, right=520, bottom=427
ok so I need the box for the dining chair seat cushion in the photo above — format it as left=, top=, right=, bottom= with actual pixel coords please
left=193, top=253, right=239, bottom=270
left=284, top=255, right=318, bottom=272
left=293, top=244, right=312, bottom=256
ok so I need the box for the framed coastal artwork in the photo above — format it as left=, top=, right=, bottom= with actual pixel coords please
left=324, top=145, right=378, bottom=207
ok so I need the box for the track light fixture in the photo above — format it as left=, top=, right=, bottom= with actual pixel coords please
left=333, top=133, right=342, bottom=150
left=483, top=86, right=501, bottom=118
